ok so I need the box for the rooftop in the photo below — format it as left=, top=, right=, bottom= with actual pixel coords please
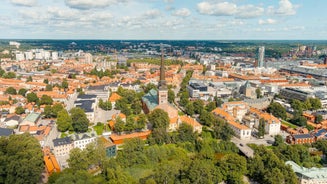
left=53, top=137, right=72, bottom=147
left=286, top=161, right=327, bottom=180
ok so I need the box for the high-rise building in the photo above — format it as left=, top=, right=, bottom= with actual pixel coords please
left=52, top=52, right=58, bottom=60
left=84, top=53, right=93, bottom=64
left=324, top=57, right=327, bottom=65
left=16, top=53, right=25, bottom=61
left=24, top=51, right=33, bottom=60
left=257, top=46, right=265, bottom=68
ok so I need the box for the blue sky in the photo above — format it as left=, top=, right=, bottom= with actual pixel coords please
left=0, top=0, right=326, bottom=40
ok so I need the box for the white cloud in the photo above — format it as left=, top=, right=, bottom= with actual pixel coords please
left=10, top=0, right=37, bottom=7
left=258, top=18, right=277, bottom=25
left=268, top=0, right=297, bottom=15
left=64, top=0, right=129, bottom=10
left=236, top=5, right=264, bottom=18
left=172, top=8, right=191, bottom=17
left=143, top=9, right=161, bottom=19
left=163, top=0, right=174, bottom=3
left=197, top=2, right=237, bottom=16
left=197, top=1, right=263, bottom=18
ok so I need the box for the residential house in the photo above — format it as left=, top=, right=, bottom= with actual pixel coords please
left=3, top=115, right=22, bottom=127
left=110, top=130, right=151, bottom=145
left=53, top=137, right=73, bottom=157
left=286, top=134, right=315, bottom=144
left=71, top=132, right=97, bottom=150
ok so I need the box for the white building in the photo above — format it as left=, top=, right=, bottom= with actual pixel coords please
left=71, top=132, right=97, bottom=150
left=229, top=121, right=252, bottom=140
left=52, top=52, right=59, bottom=60
left=16, top=53, right=25, bottom=61
left=53, top=137, right=73, bottom=157
left=24, top=51, right=34, bottom=60
left=84, top=53, right=93, bottom=64
left=44, top=51, right=51, bottom=60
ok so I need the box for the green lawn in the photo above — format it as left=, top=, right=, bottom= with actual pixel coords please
left=60, top=132, right=68, bottom=138
left=124, top=165, right=154, bottom=182
left=94, top=124, right=104, bottom=135
left=281, top=120, right=298, bottom=129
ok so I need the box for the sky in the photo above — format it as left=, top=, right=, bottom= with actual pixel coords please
left=0, top=0, right=326, bottom=40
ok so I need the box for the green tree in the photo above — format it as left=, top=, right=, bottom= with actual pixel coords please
left=40, top=95, right=53, bottom=105
left=267, top=102, right=287, bottom=120
left=114, top=117, right=125, bottom=134
left=213, top=122, right=234, bottom=141
left=18, top=88, right=27, bottom=97
left=148, top=109, right=169, bottom=129
left=70, top=107, right=89, bottom=133
left=185, top=102, right=194, bottom=116
left=199, top=110, right=215, bottom=126
left=45, top=84, right=53, bottom=91
left=193, top=99, right=204, bottom=114
left=26, top=76, right=33, bottom=82
left=168, top=89, right=175, bottom=103
left=315, top=114, right=323, bottom=124
left=214, top=96, right=224, bottom=107
left=15, top=106, right=25, bottom=115
left=5, top=87, right=17, bottom=95
left=99, top=99, right=112, bottom=111
left=218, top=153, right=247, bottom=183
left=179, top=91, right=189, bottom=107
left=178, top=123, right=196, bottom=143
left=308, top=98, right=322, bottom=110
left=258, top=118, right=265, bottom=138
left=0, top=134, right=44, bottom=184
left=26, top=92, right=39, bottom=104
left=291, top=115, right=307, bottom=127
left=188, top=159, right=222, bottom=184
left=135, top=114, right=147, bottom=131
left=124, top=116, right=135, bottom=132
left=273, top=134, right=284, bottom=146
left=57, top=110, right=72, bottom=132
left=131, top=101, right=142, bottom=115
left=205, top=101, right=216, bottom=112
left=61, top=79, right=69, bottom=89
left=256, top=88, right=262, bottom=98
left=2, top=72, right=16, bottom=79
left=43, top=78, right=49, bottom=84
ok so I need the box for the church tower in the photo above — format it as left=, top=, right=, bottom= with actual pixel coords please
left=158, top=45, right=168, bottom=105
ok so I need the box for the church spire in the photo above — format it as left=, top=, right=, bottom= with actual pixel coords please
left=159, top=44, right=166, bottom=89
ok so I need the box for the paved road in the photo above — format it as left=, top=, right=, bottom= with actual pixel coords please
left=94, top=109, right=120, bottom=123
left=231, top=137, right=254, bottom=158
left=44, top=123, right=59, bottom=149
left=66, top=92, right=78, bottom=111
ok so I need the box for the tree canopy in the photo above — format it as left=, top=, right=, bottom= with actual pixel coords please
left=0, top=134, right=44, bottom=184
left=70, top=107, right=89, bottom=133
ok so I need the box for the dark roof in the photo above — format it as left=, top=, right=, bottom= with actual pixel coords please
left=4, top=115, right=21, bottom=122
left=109, top=82, right=120, bottom=87
left=0, top=128, right=13, bottom=137
left=315, top=129, right=327, bottom=137
left=77, top=94, right=97, bottom=99
left=75, top=100, right=95, bottom=113
left=88, top=85, right=107, bottom=91
left=293, top=134, right=312, bottom=139
left=53, top=137, right=72, bottom=147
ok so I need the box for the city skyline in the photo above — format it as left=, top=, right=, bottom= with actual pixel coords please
left=1, top=0, right=327, bottom=40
